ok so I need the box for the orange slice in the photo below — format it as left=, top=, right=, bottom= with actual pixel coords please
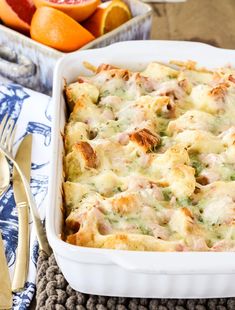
left=30, top=6, right=95, bottom=52
left=33, top=0, right=100, bottom=22
left=82, top=0, right=131, bottom=38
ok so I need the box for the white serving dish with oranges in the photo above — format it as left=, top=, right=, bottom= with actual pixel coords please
left=0, top=0, right=152, bottom=94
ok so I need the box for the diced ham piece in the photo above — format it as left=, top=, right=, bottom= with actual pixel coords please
left=117, top=132, right=130, bottom=145
left=102, top=109, right=115, bottom=120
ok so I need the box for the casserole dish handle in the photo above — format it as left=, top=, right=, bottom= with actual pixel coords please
left=0, top=46, right=36, bottom=81
left=110, top=252, right=235, bottom=275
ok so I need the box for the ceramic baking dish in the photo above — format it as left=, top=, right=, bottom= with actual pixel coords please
left=47, top=40, right=235, bottom=298
left=0, top=0, right=152, bottom=95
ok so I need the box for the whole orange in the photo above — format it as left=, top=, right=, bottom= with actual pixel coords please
left=30, top=6, right=95, bottom=52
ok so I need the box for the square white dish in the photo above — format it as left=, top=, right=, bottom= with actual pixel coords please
left=0, top=0, right=152, bottom=95
left=48, top=40, right=235, bottom=298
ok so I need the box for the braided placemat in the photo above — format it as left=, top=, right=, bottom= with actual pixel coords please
left=36, top=251, right=235, bottom=310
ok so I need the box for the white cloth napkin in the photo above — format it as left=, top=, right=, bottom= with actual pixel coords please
left=0, top=80, right=52, bottom=309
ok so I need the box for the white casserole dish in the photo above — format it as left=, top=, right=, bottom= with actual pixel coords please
left=48, top=40, right=235, bottom=298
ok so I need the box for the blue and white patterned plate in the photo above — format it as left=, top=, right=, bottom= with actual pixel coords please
left=0, top=82, right=51, bottom=309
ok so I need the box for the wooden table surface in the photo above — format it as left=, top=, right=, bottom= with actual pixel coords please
left=150, top=0, right=235, bottom=49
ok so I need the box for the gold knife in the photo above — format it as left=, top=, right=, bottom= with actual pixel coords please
left=12, top=134, right=32, bottom=292
left=0, top=231, right=12, bottom=309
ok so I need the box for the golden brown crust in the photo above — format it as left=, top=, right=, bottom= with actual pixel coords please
left=178, top=78, right=192, bottom=94
left=67, top=229, right=95, bottom=247
left=181, top=207, right=194, bottom=219
left=72, top=95, right=86, bottom=113
left=229, top=75, right=235, bottom=84
left=129, top=128, right=161, bottom=152
left=67, top=230, right=185, bottom=251
left=74, top=142, right=97, bottom=169
left=196, top=175, right=209, bottom=186
left=66, top=216, right=80, bottom=232
left=170, top=60, right=197, bottom=70
left=111, top=194, right=139, bottom=215
left=96, top=64, right=132, bottom=81
left=209, top=83, right=229, bottom=99
left=96, top=63, right=119, bottom=73
left=170, top=60, right=212, bottom=73
left=65, top=86, right=73, bottom=104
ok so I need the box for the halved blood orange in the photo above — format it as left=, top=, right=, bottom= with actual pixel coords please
left=0, top=0, right=36, bottom=33
left=33, top=0, right=100, bottom=22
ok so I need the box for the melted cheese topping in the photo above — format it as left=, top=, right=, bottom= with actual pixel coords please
left=63, top=61, right=235, bottom=251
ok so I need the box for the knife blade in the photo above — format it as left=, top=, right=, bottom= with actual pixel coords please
left=0, top=231, right=12, bottom=309
left=12, top=134, right=32, bottom=292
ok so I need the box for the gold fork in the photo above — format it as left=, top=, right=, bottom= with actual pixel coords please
left=0, top=115, right=51, bottom=256
left=0, top=115, right=15, bottom=309
left=0, top=115, right=12, bottom=196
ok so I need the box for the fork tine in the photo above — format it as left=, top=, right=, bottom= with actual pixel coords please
left=0, top=114, right=8, bottom=144
left=0, top=116, right=10, bottom=147
left=0, top=117, right=14, bottom=150
left=7, top=122, right=16, bottom=153
left=5, top=118, right=15, bottom=152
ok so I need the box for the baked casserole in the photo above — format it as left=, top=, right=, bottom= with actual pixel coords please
left=63, top=60, right=235, bottom=251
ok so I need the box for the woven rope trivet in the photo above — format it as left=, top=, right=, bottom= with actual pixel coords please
left=36, top=251, right=235, bottom=310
